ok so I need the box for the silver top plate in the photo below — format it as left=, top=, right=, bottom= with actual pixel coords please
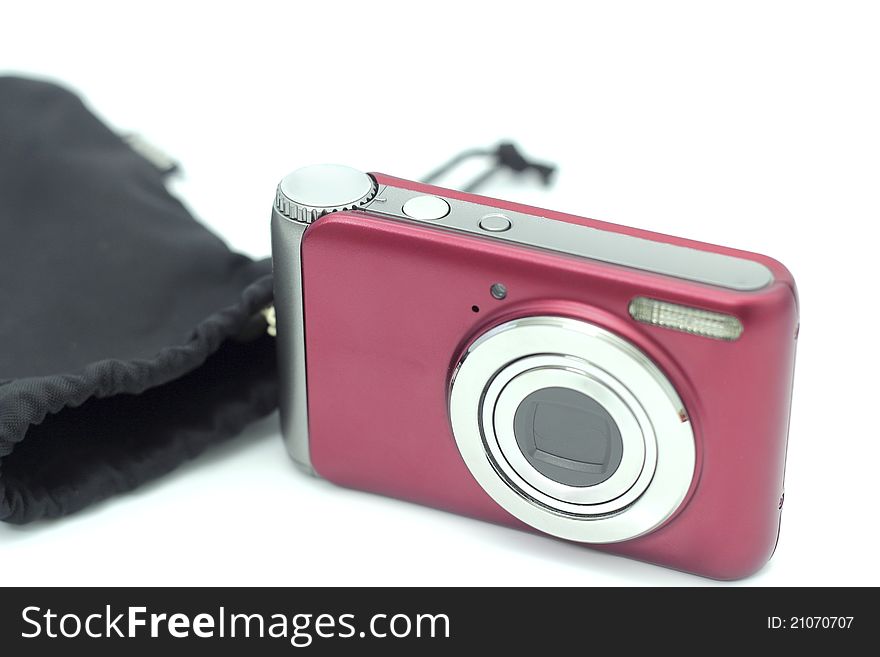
left=362, top=185, right=774, bottom=291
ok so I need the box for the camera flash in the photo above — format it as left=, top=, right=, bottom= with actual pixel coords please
left=628, top=297, right=743, bottom=341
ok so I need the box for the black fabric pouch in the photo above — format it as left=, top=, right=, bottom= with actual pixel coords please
left=0, top=77, right=279, bottom=523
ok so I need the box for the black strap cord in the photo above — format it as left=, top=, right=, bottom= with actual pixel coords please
left=421, top=141, right=557, bottom=192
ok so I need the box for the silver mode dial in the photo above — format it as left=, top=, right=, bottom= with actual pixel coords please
left=274, top=164, right=377, bottom=224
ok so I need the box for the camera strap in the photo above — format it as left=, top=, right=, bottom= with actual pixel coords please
left=421, top=142, right=556, bottom=192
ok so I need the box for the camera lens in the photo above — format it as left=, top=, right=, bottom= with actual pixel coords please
left=513, top=387, right=623, bottom=487
left=449, top=316, right=696, bottom=543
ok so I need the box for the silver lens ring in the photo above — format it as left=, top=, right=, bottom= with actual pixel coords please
left=449, top=316, right=696, bottom=544
left=484, top=359, right=654, bottom=512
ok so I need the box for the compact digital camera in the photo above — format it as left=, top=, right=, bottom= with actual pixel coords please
left=270, top=164, right=798, bottom=579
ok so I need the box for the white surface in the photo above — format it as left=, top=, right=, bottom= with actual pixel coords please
left=402, top=195, right=451, bottom=220
left=2, top=0, right=879, bottom=586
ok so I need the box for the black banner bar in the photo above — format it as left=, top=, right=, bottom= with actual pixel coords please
left=1, top=587, right=869, bottom=654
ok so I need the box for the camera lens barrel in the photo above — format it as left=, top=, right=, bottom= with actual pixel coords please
left=449, top=316, right=696, bottom=544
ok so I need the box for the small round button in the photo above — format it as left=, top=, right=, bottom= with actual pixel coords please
left=479, top=213, right=512, bottom=232
left=402, top=195, right=450, bottom=221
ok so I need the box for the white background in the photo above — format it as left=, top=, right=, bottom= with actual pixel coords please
left=2, top=1, right=878, bottom=586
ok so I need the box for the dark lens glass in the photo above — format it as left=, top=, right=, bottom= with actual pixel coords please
left=513, top=387, right=623, bottom=487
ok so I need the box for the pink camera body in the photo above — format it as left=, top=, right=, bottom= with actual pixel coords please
left=271, top=168, right=798, bottom=580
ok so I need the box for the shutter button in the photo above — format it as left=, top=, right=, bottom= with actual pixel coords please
left=402, top=195, right=450, bottom=221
